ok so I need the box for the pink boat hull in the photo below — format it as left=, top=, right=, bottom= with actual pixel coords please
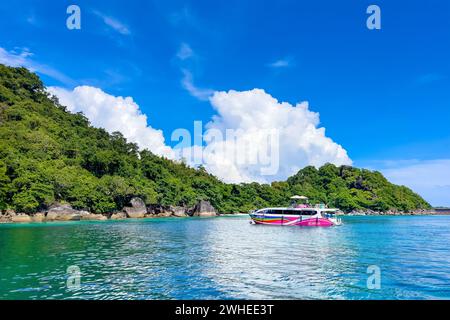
left=250, top=214, right=335, bottom=227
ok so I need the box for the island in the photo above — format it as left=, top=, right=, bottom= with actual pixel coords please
left=0, top=65, right=432, bottom=223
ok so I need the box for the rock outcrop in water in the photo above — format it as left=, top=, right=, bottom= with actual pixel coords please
left=123, top=197, right=147, bottom=218
left=46, top=204, right=84, bottom=221
left=348, top=208, right=438, bottom=216
left=190, top=200, right=217, bottom=217
left=0, top=199, right=445, bottom=224
left=0, top=198, right=222, bottom=223
left=146, top=204, right=188, bottom=217
left=1, top=198, right=220, bottom=223
left=11, top=213, right=32, bottom=223
left=45, top=204, right=108, bottom=221
left=110, top=212, right=127, bottom=220
left=0, top=205, right=108, bottom=223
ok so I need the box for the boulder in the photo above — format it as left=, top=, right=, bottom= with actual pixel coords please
left=124, top=197, right=146, bottom=218
left=110, top=212, right=127, bottom=220
left=131, top=197, right=145, bottom=208
left=5, top=209, right=16, bottom=216
left=32, top=213, right=45, bottom=222
left=0, top=216, right=10, bottom=223
left=12, top=214, right=32, bottom=223
left=147, top=204, right=171, bottom=215
left=155, top=211, right=173, bottom=217
left=411, top=209, right=433, bottom=215
left=191, top=200, right=217, bottom=217
left=386, top=210, right=400, bottom=215
left=46, top=204, right=82, bottom=221
left=80, top=212, right=107, bottom=221
left=172, top=206, right=188, bottom=217
left=147, top=205, right=187, bottom=217
left=146, top=204, right=161, bottom=215
left=0, top=210, right=15, bottom=223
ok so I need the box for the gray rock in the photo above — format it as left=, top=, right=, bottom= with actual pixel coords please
left=11, top=214, right=32, bottom=223
left=145, top=204, right=188, bottom=217
left=146, top=204, right=160, bottom=215
left=32, top=213, right=45, bottom=222
left=110, top=212, right=127, bottom=220
left=0, top=216, right=10, bottom=223
left=0, top=210, right=15, bottom=223
left=172, top=206, right=188, bottom=217
left=5, top=209, right=16, bottom=216
left=130, top=197, right=145, bottom=208
left=155, top=211, right=173, bottom=217
left=80, top=212, right=107, bottom=221
left=46, top=204, right=82, bottom=221
left=124, top=197, right=146, bottom=218
left=147, top=204, right=170, bottom=215
left=191, top=200, right=217, bottom=217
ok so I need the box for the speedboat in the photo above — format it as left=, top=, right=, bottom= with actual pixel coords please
left=249, top=195, right=342, bottom=227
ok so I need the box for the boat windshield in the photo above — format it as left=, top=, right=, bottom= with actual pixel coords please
left=259, top=209, right=317, bottom=215
left=323, top=210, right=337, bottom=218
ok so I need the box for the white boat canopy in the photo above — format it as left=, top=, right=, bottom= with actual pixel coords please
left=290, top=195, right=308, bottom=200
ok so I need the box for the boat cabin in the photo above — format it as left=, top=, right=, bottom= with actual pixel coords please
left=257, top=208, right=318, bottom=216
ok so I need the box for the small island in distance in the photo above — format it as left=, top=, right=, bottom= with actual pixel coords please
left=0, top=65, right=434, bottom=223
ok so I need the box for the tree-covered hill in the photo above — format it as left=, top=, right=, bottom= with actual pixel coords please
left=0, top=65, right=431, bottom=214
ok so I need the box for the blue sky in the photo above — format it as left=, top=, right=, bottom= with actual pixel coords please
left=1, top=0, right=449, bottom=205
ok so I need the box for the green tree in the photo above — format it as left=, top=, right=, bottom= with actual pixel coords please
left=0, top=161, right=10, bottom=210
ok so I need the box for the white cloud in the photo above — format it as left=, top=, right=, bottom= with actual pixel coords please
left=47, top=86, right=174, bottom=158
left=0, top=47, right=75, bottom=85
left=177, top=43, right=194, bottom=60
left=175, top=43, right=214, bottom=100
left=268, top=58, right=293, bottom=68
left=179, top=89, right=352, bottom=183
left=379, top=159, right=450, bottom=207
left=181, top=69, right=214, bottom=101
left=93, top=11, right=130, bottom=35
left=0, top=47, right=32, bottom=66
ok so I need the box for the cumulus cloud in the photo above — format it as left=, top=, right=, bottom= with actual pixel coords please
left=379, top=159, right=450, bottom=207
left=177, top=89, right=352, bottom=183
left=0, top=47, right=75, bottom=85
left=47, top=86, right=174, bottom=158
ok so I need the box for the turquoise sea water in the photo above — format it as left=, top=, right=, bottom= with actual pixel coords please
left=0, top=215, right=449, bottom=300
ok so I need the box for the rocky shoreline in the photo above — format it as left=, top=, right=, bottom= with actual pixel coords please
left=0, top=198, right=219, bottom=224
left=1, top=199, right=446, bottom=224
left=343, top=209, right=445, bottom=216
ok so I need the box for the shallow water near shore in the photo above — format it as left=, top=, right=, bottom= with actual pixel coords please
left=1, top=215, right=450, bottom=300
